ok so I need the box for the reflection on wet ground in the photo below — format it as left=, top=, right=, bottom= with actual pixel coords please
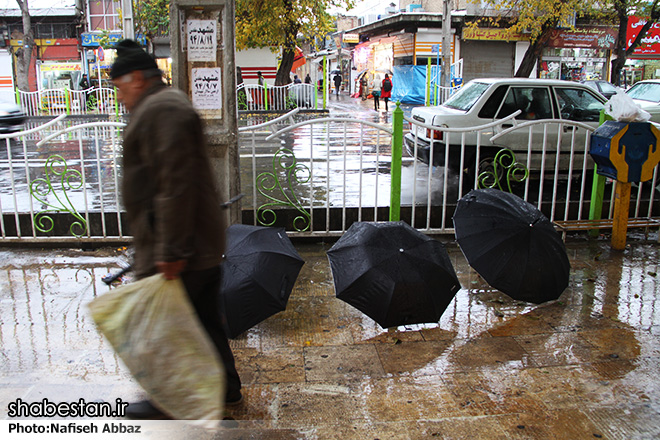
left=1, top=237, right=659, bottom=439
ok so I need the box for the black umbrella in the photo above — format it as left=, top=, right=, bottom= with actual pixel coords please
left=219, top=224, right=304, bottom=338
left=327, top=221, right=461, bottom=329
left=453, top=189, right=570, bottom=304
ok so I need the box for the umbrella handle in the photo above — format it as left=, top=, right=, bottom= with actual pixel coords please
left=222, top=194, right=244, bottom=209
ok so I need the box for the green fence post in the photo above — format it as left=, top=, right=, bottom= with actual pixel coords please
left=114, top=87, right=119, bottom=117
left=65, top=89, right=71, bottom=115
left=14, top=87, right=19, bottom=106
left=588, top=109, right=612, bottom=237
left=390, top=102, right=404, bottom=221
left=426, top=58, right=431, bottom=106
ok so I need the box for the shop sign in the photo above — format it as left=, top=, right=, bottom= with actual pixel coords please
left=39, top=63, right=82, bottom=72
left=627, top=16, right=660, bottom=55
left=462, top=27, right=526, bottom=41
left=81, top=32, right=147, bottom=47
left=547, top=27, right=616, bottom=49
left=343, top=33, right=359, bottom=44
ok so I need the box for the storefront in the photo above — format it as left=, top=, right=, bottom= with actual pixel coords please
left=38, top=61, right=82, bottom=89
left=539, top=27, right=616, bottom=81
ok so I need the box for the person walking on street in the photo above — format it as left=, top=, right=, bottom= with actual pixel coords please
left=371, top=75, right=381, bottom=111
left=333, top=73, right=342, bottom=96
left=304, top=74, right=311, bottom=84
left=381, top=74, right=393, bottom=111
left=110, top=39, right=242, bottom=420
left=257, top=71, right=265, bottom=86
left=360, top=75, right=368, bottom=101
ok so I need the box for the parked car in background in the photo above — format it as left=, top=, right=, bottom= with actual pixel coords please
left=626, top=80, right=660, bottom=123
left=581, top=80, right=620, bottom=99
left=404, top=78, right=607, bottom=178
left=0, top=101, right=26, bottom=133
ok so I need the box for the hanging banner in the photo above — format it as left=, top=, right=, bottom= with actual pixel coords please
left=627, top=16, right=660, bottom=56
left=546, top=27, right=617, bottom=49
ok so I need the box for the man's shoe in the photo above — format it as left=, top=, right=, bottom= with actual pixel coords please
left=125, top=400, right=171, bottom=420
left=225, top=391, right=244, bottom=407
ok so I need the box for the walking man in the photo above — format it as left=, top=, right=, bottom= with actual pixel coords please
left=110, top=39, right=242, bottom=419
left=371, top=75, right=381, bottom=111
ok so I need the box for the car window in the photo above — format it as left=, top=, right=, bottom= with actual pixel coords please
left=496, top=87, right=552, bottom=120
left=554, top=88, right=604, bottom=121
left=627, top=82, right=660, bottom=103
left=598, top=82, right=617, bottom=95
left=442, top=81, right=489, bottom=112
left=478, top=85, right=508, bottom=119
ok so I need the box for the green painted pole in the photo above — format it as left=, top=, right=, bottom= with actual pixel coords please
left=588, top=109, right=612, bottom=237
left=114, top=87, right=119, bottom=117
left=323, top=55, right=327, bottom=110
left=390, top=102, right=403, bottom=221
left=14, top=87, right=19, bottom=106
left=426, top=58, right=431, bottom=106
left=65, top=89, right=71, bottom=115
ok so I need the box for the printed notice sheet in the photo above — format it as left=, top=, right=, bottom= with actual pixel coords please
left=192, top=67, right=222, bottom=110
left=187, top=19, right=217, bottom=62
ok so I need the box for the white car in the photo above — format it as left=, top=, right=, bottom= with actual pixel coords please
left=626, top=80, right=660, bottom=123
left=404, top=78, right=607, bottom=177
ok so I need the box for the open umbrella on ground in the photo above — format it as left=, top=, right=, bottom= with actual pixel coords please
left=327, top=221, right=461, bottom=329
left=453, top=188, right=570, bottom=304
left=219, top=224, right=304, bottom=338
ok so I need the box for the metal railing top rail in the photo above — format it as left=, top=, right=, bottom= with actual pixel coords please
left=403, top=110, right=521, bottom=133
left=36, top=119, right=127, bottom=146
left=238, top=108, right=300, bottom=133
left=0, top=114, right=68, bottom=139
left=264, top=117, right=393, bottom=141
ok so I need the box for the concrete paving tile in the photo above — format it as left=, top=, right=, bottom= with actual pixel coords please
left=517, top=365, right=628, bottom=410
left=357, top=376, right=463, bottom=421
left=582, top=404, right=660, bottom=440
left=233, top=347, right=305, bottom=384
left=514, top=332, right=597, bottom=367
left=495, top=409, right=609, bottom=439
left=441, top=370, right=549, bottom=417
left=577, top=328, right=644, bottom=361
left=375, top=340, right=453, bottom=376
left=415, top=416, right=510, bottom=439
left=487, top=312, right=557, bottom=337
left=442, top=336, right=533, bottom=372
left=303, top=345, right=385, bottom=382
left=303, top=421, right=415, bottom=440
left=354, top=327, right=425, bottom=344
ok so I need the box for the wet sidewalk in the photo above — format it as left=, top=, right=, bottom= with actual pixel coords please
left=1, top=236, right=660, bottom=439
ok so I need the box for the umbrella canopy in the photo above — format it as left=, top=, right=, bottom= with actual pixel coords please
left=219, top=224, right=304, bottom=338
left=327, top=221, right=461, bottom=329
left=291, top=46, right=306, bottom=72
left=453, top=189, right=570, bottom=304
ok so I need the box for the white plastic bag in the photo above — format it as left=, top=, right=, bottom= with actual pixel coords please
left=89, top=274, right=225, bottom=422
left=605, top=90, right=651, bottom=122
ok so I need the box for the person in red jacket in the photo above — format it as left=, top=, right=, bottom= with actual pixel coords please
left=381, top=74, right=393, bottom=111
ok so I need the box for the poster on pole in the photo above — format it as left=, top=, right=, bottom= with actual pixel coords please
left=192, top=67, right=222, bottom=110
left=187, top=19, right=217, bottom=62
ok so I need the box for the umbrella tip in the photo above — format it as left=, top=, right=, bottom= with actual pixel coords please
left=399, top=248, right=404, bottom=253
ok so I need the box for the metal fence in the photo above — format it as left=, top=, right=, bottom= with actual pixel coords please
left=237, top=83, right=320, bottom=111
left=1, top=109, right=659, bottom=243
left=16, top=88, right=125, bottom=117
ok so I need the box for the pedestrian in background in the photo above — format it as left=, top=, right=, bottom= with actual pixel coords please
left=360, top=75, right=368, bottom=101
left=304, top=74, right=311, bottom=84
left=333, top=73, right=342, bottom=96
left=110, top=39, right=242, bottom=419
left=371, top=75, right=381, bottom=111
left=381, top=74, right=392, bottom=111
left=257, top=71, right=265, bottom=86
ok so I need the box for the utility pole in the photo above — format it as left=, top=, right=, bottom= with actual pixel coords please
left=441, top=0, right=452, bottom=88
left=121, top=0, right=135, bottom=40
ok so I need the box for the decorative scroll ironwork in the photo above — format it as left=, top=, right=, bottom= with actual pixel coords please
left=477, top=148, right=529, bottom=193
left=30, top=154, right=88, bottom=237
left=256, top=148, right=311, bottom=231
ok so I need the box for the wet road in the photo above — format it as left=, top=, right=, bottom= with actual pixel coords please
left=1, top=238, right=659, bottom=438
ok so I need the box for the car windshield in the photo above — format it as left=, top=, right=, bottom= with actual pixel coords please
left=627, top=82, right=660, bottom=103
left=442, top=82, right=489, bottom=111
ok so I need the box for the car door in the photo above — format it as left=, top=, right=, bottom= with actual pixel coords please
left=552, top=86, right=605, bottom=171
left=491, top=86, right=560, bottom=169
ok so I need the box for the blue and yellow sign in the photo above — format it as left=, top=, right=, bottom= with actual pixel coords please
left=81, top=32, right=147, bottom=48
left=590, top=121, right=660, bottom=182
